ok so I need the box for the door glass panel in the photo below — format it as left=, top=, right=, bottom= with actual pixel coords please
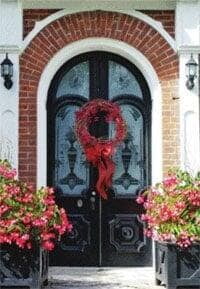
left=110, top=104, right=144, bottom=196
left=56, top=61, right=89, bottom=99
left=108, top=61, right=143, bottom=99
left=54, top=104, right=89, bottom=196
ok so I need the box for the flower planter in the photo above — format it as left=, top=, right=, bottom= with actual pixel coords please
left=0, top=244, right=48, bottom=289
left=155, top=241, right=200, bottom=289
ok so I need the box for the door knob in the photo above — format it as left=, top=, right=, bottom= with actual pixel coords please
left=77, top=199, right=83, bottom=208
left=90, top=196, right=96, bottom=210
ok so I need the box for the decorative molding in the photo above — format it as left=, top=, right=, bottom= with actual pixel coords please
left=176, top=1, right=200, bottom=48
left=177, top=0, right=198, bottom=3
left=0, top=110, right=16, bottom=167
left=184, top=111, right=200, bottom=174
left=0, top=137, right=15, bottom=166
left=22, top=8, right=176, bottom=53
left=21, top=0, right=176, bottom=10
left=60, top=215, right=90, bottom=252
left=179, top=53, right=200, bottom=174
left=178, top=46, right=200, bottom=54
left=36, top=37, right=163, bottom=187
left=0, top=45, right=21, bottom=54
left=109, top=214, right=146, bottom=253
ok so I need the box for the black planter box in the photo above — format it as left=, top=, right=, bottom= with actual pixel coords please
left=155, top=241, right=200, bottom=289
left=0, top=244, right=48, bottom=289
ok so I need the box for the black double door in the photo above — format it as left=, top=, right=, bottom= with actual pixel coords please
left=47, top=52, right=152, bottom=266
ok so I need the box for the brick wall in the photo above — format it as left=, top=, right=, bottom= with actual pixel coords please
left=140, top=10, right=175, bottom=38
left=19, top=11, right=179, bottom=187
left=23, top=9, right=175, bottom=39
left=23, top=9, right=59, bottom=38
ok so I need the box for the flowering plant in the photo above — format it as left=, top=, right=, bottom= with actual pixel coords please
left=0, top=160, right=72, bottom=251
left=136, top=169, right=200, bottom=248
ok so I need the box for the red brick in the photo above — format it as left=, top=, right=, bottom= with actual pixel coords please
left=20, top=10, right=179, bottom=186
left=140, top=10, right=175, bottom=38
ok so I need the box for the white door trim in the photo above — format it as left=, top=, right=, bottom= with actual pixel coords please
left=37, top=37, right=163, bottom=188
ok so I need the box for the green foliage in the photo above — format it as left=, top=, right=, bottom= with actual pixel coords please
left=137, top=169, right=200, bottom=248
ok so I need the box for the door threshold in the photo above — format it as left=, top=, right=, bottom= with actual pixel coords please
left=48, top=267, right=156, bottom=289
left=49, top=266, right=154, bottom=270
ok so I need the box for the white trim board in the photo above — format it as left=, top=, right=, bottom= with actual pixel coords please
left=22, top=0, right=176, bottom=10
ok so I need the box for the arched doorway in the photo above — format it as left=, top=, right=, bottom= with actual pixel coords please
left=47, top=52, right=152, bottom=266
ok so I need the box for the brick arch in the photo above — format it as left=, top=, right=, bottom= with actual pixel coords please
left=19, top=11, right=179, bottom=186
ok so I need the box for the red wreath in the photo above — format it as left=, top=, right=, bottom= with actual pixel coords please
left=75, top=99, right=126, bottom=199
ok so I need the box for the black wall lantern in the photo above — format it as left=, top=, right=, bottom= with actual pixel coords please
left=185, top=54, right=198, bottom=90
left=1, top=53, right=13, bottom=89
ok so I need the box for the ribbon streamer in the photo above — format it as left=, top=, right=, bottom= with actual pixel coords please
left=85, top=144, right=115, bottom=199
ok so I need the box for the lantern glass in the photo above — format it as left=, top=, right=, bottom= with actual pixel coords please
left=1, top=54, right=13, bottom=77
left=189, top=62, right=197, bottom=77
left=2, top=64, right=10, bottom=76
left=185, top=63, right=190, bottom=78
left=186, top=54, right=197, bottom=78
left=9, top=63, right=13, bottom=77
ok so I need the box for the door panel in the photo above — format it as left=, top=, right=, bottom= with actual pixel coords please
left=102, top=98, right=151, bottom=266
left=55, top=104, right=89, bottom=196
left=47, top=52, right=152, bottom=266
left=111, top=103, right=145, bottom=196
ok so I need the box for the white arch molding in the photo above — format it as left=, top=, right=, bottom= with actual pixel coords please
left=37, top=38, right=163, bottom=188
left=22, top=8, right=176, bottom=52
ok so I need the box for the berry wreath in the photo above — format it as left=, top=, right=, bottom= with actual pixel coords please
left=75, top=99, right=126, bottom=199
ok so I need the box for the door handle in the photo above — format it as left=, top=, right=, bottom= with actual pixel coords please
left=90, top=196, right=96, bottom=210
left=77, top=199, right=83, bottom=208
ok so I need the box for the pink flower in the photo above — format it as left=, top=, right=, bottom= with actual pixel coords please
left=43, top=209, right=54, bottom=218
left=32, top=218, right=47, bottom=227
left=47, top=187, right=54, bottom=195
left=42, top=240, right=55, bottom=251
left=175, top=201, right=186, bottom=210
left=160, top=233, right=174, bottom=242
left=0, top=234, right=12, bottom=244
left=26, top=242, right=32, bottom=249
left=0, top=204, right=10, bottom=215
left=144, top=228, right=153, bottom=238
left=10, top=232, right=20, bottom=241
left=15, top=234, right=29, bottom=248
left=22, top=216, right=31, bottom=224
left=144, top=201, right=153, bottom=209
left=0, top=160, right=73, bottom=251
left=43, top=197, right=55, bottom=205
left=136, top=196, right=145, bottom=204
left=21, top=193, right=33, bottom=203
left=159, top=204, right=172, bottom=221
left=41, top=232, right=56, bottom=241
left=188, top=190, right=200, bottom=206
left=163, top=176, right=178, bottom=187
left=5, top=185, right=20, bottom=195
left=0, top=165, right=17, bottom=179
left=177, top=232, right=192, bottom=248
left=140, top=214, right=149, bottom=221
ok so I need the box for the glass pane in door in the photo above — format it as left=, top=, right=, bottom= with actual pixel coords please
left=109, top=104, right=144, bottom=196
left=108, top=61, right=143, bottom=99
left=54, top=104, right=89, bottom=196
left=56, top=61, right=89, bottom=99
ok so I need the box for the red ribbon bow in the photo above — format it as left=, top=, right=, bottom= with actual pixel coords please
left=85, top=143, right=115, bottom=199
left=75, top=99, right=126, bottom=199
